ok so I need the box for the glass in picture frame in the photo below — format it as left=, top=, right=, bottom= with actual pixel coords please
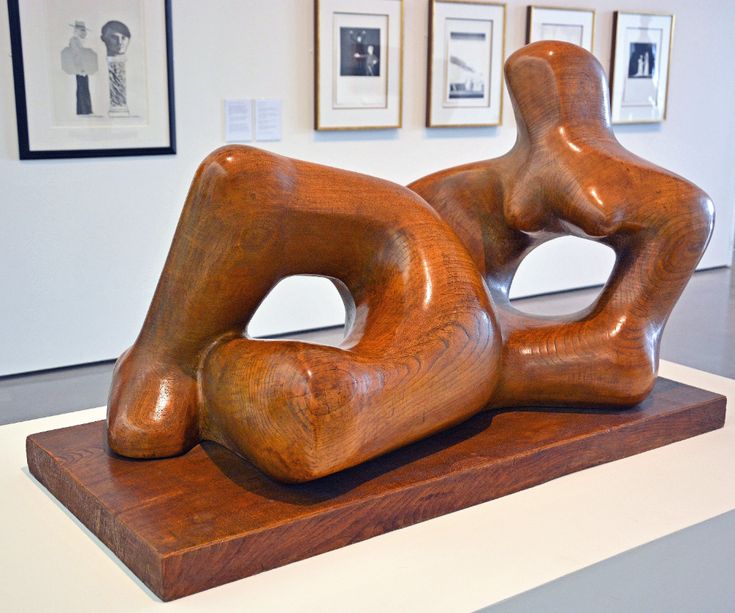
left=7, top=0, right=176, bottom=159
left=426, top=0, right=505, bottom=128
left=526, top=6, right=595, bottom=52
left=315, top=0, right=403, bottom=130
left=610, top=12, right=674, bottom=124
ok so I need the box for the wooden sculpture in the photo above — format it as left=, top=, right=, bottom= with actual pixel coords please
left=410, top=41, right=714, bottom=409
left=107, top=41, right=713, bottom=483
left=107, top=150, right=504, bottom=482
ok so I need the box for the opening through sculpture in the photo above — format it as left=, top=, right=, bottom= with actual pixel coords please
left=106, top=41, right=714, bottom=483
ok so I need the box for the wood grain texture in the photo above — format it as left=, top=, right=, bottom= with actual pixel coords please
left=28, top=378, right=726, bottom=601
left=106, top=147, right=502, bottom=482
left=410, top=41, right=714, bottom=409
left=106, top=41, right=714, bottom=482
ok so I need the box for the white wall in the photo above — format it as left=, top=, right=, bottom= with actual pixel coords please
left=1, top=0, right=734, bottom=375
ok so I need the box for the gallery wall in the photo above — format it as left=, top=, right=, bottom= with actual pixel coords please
left=1, top=0, right=734, bottom=375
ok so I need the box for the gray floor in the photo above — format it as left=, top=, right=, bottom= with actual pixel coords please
left=1, top=267, right=733, bottom=426
left=481, top=509, right=735, bottom=613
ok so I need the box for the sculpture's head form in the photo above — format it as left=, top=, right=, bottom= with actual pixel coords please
left=505, top=41, right=613, bottom=144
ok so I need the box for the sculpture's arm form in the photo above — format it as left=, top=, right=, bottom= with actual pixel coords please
left=107, top=146, right=502, bottom=481
left=410, top=41, right=714, bottom=408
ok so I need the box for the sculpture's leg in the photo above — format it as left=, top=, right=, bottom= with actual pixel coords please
left=108, top=148, right=293, bottom=457
left=109, top=146, right=503, bottom=481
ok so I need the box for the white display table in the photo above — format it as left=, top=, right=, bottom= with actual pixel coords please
left=1, top=361, right=733, bottom=612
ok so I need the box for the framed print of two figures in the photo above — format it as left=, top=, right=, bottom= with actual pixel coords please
left=526, top=6, right=594, bottom=51
left=7, top=0, right=175, bottom=159
left=610, top=12, right=674, bottom=124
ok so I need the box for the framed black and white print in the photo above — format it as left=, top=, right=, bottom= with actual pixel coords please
left=427, top=0, right=505, bottom=128
left=610, top=12, right=674, bottom=124
left=7, top=0, right=176, bottom=159
left=526, top=6, right=595, bottom=52
left=315, top=0, right=403, bottom=130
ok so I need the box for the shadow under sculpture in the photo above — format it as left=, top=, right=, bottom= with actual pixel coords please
left=107, top=42, right=713, bottom=483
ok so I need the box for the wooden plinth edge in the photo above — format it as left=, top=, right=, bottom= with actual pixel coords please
left=26, top=378, right=726, bottom=601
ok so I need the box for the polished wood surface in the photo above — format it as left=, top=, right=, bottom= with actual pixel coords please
left=411, top=41, right=714, bottom=408
left=107, top=41, right=714, bottom=482
left=107, top=148, right=502, bottom=481
left=29, top=378, right=726, bottom=601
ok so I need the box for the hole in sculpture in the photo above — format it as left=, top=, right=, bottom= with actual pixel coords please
left=247, top=275, right=346, bottom=346
left=509, top=236, right=615, bottom=316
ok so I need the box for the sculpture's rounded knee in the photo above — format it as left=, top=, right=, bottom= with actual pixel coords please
left=107, top=347, right=200, bottom=458
left=199, top=144, right=266, bottom=173
left=200, top=339, right=364, bottom=482
left=196, top=144, right=292, bottom=196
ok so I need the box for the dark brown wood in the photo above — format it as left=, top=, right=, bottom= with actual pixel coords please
left=107, top=41, right=714, bottom=483
left=107, top=142, right=503, bottom=483
left=610, top=11, right=620, bottom=93
left=410, top=40, right=714, bottom=409
left=28, top=378, right=725, bottom=601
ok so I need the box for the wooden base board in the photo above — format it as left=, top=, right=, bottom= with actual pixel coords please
left=26, top=377, right=726, bottom=601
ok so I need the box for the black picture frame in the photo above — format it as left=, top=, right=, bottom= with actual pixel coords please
left=7, top=0, right=176, bottom=160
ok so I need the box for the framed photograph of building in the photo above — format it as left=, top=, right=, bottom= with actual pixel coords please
left=7, top=0, right=175, bottom=159
left=314, top=0, right=403, bottom=130
left=427, top=1, right=505, bottom=128
left=526, top=6, right=595, bottom=52
left=610, top=12, right=674, bottom=124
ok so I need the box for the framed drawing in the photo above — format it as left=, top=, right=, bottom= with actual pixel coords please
left=526, top=6, right=595, bottom=52
left=610, top=12, right=674, bottom=124
left=314, top=0, right=403, bottom=131
left=427, top=0, right=505, bottom=128
left=7, top=0, right=176, bottom=159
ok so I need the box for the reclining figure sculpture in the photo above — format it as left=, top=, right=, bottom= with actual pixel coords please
left=107, top=42, right=713, bottom=482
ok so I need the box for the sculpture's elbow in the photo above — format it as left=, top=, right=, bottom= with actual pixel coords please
left=667, top=181, right=715, bottom=248
left=689, top=188, right=715, bottom=245
left=258, top=363, right=362, bottom=483
left=603, top=347, right=658, bottom=407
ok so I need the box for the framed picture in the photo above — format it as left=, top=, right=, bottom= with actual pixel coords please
left=610, top=12, right=674, bottom=124
left=427, top=0, right=505, bottom=128
left=7, top=0, right=176, bottom=159
left=314, top=0, right=403, bottom=131
left=526, top=6, right=595, bottom=52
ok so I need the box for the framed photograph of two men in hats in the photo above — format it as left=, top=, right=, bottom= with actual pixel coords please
left=7, top=0, right=175, bottom=159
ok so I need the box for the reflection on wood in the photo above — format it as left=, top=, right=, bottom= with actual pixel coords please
left=106, top=42, right=714, bottom=483
left=411, top=41, right=713, bottom=409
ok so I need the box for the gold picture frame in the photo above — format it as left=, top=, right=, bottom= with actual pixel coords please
left=526, top=5, right=595, bottom=52
left=426, top=0, right=506, bottom=128
left=610, top=11, right=675, bottom=124
left=314, top=0, right=404, bottom=131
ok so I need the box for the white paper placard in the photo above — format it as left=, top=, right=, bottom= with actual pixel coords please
left=255, top=98, right=282, bottom=141
left=224, top=99, right=253, bottom=142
